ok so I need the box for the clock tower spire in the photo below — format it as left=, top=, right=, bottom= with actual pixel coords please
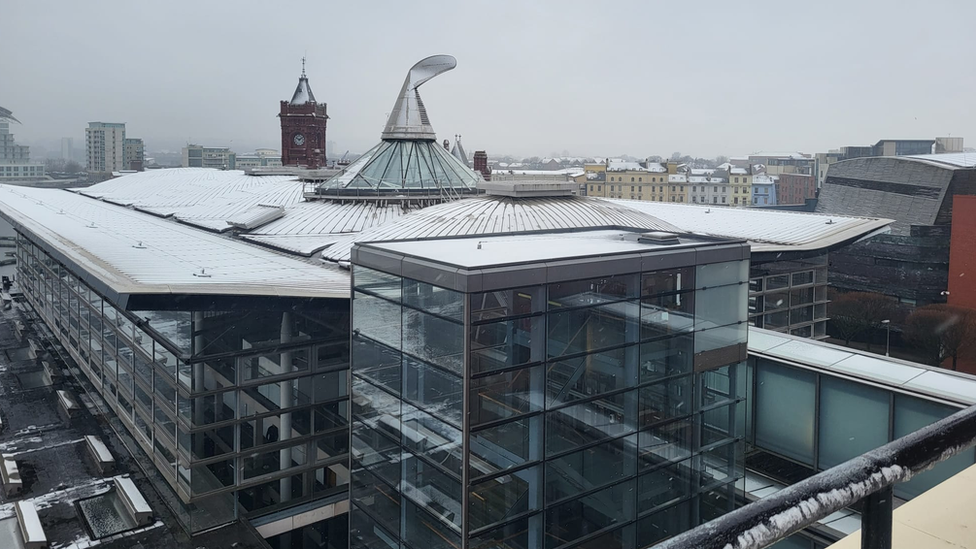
left=279, top=59, right=328, bottom=169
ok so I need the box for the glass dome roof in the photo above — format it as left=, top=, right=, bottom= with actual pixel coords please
left=316, top=139, right=482, bottom=195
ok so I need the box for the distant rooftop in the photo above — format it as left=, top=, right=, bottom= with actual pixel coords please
left=904, top=152, right=976, bottom=169
left=603, top=199, right=892, bottom=253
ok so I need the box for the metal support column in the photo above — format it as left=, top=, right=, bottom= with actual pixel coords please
left=860, top=485, right=893, bottom=549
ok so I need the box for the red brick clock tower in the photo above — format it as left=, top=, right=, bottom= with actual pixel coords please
left=279, top=59, right=328, bottom=168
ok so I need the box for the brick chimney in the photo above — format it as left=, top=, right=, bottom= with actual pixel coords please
left=473, top=150, right=491, bottom=181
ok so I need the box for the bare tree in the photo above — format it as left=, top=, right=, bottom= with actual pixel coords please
left=64, top=161, right=81, bottom=174
left=829, top=292, right=898, bottom=347
left=670, top=152, right=682, bottom=161
left=903, top=305, right=976, bottom=369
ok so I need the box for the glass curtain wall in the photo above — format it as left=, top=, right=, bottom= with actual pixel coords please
left=15, top=234, right=350, bottom=533
left=748, top=253, right=828, bottom=339
left=747, top=357, right=976, bottom=500
left=349, top=258, right=748, bottom=549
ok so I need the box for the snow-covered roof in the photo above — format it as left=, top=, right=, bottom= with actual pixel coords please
left=289, top=68, right=317, bottom=105
left=602, top=199, right=892, bottom=253
left=321, top=194, right=682, bottom=264
left=496, top=168, right=584, bottom=176
left=362, top=229, right=720, bottom=270
left=904, top=153, right=976, bottom=169
left=607, top=161, right=645, bottom=172
left=0, top=185, right=350, bottom=304
left=78, top=168, right=303, bottom=232
left=750, top=328, right=976, bottom=406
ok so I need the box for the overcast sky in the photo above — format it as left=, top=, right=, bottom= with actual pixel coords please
left=2, top=0, right=974, bottom=158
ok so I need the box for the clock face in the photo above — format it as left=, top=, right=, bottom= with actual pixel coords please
left=293, top=133, right=305, bottom=146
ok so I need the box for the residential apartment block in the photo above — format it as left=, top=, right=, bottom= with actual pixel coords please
left=86, top=122, right=126, bottom=175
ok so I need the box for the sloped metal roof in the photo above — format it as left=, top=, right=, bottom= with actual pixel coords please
left=815, top=156, right=955, bottom=235
left=241, top=200, right=410, bottom=255
left=320, top=195, right=682, bottom=264
left=290, top=75, right=316, bottom=105
left=78, top=168, right=304, bottom=231
left=0, top=185, right=349, bottom=302
left=604, top=199, right=892, bottom=252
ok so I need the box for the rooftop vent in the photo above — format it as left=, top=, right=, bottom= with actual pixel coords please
left=638, top=231, right=681, bottom=245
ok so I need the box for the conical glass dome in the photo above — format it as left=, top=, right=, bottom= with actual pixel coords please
left=318, top=139, right=481, bottom=194
left=315, top=55, right=483, bottom=197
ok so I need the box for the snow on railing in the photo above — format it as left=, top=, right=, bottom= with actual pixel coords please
left=651, top=403, right=976, bottom=549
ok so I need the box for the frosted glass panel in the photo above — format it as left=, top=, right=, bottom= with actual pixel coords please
left=893, top=395, right=975, bottom=499
left=818, top=376, right=889, bottom=468
left=755, top=362, right=815, bottom=465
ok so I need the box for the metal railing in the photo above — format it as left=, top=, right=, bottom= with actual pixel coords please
left=652, top=403, right=976, bottom=549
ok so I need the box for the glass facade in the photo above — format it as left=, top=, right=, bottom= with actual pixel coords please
left=349, top=254, right=748, bottom=549
left=15, top=234, right=350, bottom=533
left=748, top=253, right=828, bottom=339
left=746, top=356, right=976, bottom=500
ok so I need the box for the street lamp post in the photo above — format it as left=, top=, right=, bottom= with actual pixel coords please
left=882, top=319, right=891, bottom=357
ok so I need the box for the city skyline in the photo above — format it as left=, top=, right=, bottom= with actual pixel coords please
left=2, top=0, right=975, bottom=158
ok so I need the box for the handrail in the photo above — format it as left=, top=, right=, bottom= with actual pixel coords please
left=652, top=403, right=976, bottom=549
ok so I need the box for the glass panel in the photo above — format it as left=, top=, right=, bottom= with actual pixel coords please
left=351, top=466, right=400, bottom=538
left=470, top=416, right=543, bottom=479
left=893, top=395, right=974, bottom=499
left=468, top=465, right=542, bottom=531
left=640, top=335, right=693, bottom=383
left=547, top=390, right=637, bottom=456
left=401, top=453, right=462, bottom=529
left=791, top=271, right=815, bottom=286
left=638, top=458, right=693, bottom=513
left=404, top=357, right=463, bottom=427
left=469, top=514, right=543, bottom=549
left=352, top=335, right=400, bottom=396
left=403, top=278, right=463, bottom=321
left=642, top=268, right=694, bottom=297
left=766, top=275, right=789, bottom=290
left=755, top=362, right=816, bottom=465
left=547, top=347, right=638, bottom=407
left=547, top=302, right=639, bottom=358
left=546, top=435, right=637, bottom=503
left=696, top=261, right=747, bottom=289
left=402, top=308, right=464, bottom=375
left=819, top=376, right=889, bottom=468
left=470, top=366, right=544, bottom=426
left=353, top=291, right=401, bottom=349
left=400, top=404, right=463, bottom=476
left=470, top=287, right=545, bottom=322
left=639, top=376, right=691, bottom=429
left=640, top=293, right=695, bottom=339
left=354, top=266, right=401, bottom=301
left=350, top=504, right=398, bottom=549
left=549, top=274, right=639, bottom=307
left=470, top=317, right=545, bottom=374
left=402, top=498, right=461, bottom=549
left=638, top=418, right=692, bottom=469
left=636, top=500, right=690, bottom=547
left=695, top=284, right=747, bottom=330
left=544, top=480, right=634, bottom=549
left=240, top=349, right=308, bottom=381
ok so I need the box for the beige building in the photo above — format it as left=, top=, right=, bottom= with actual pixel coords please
left=86, top=122, right=126, bottom=174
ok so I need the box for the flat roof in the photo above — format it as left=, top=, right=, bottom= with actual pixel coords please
left=355, top=229, right=748, bottom=294
left=602, top=199, right=892, bottom=253
left=749, top=328, right=976, bottom=407
left=0, top=185, right=350, bottom=306
left=362, top=229, right=728, bottom=269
